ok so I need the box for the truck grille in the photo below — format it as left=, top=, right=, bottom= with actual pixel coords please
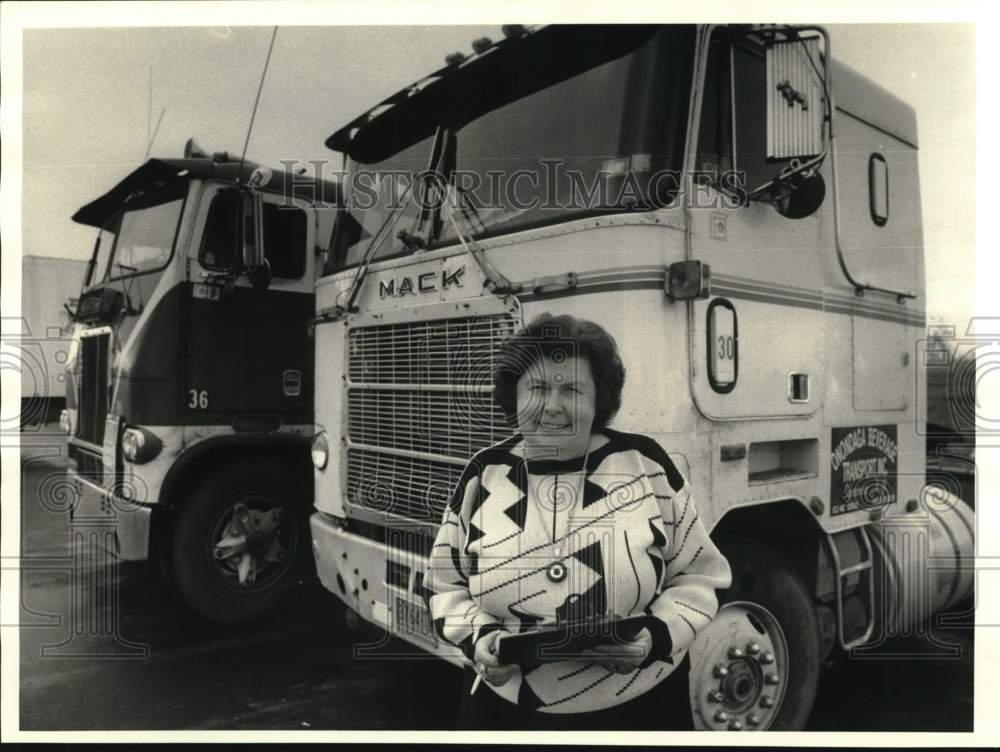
left=77, top=332, right=110, bottom=445
left=347, top=389, right=509, bottom=458
left=346, top=314, right=516, bottom=522
left=346, top=450, right=464, bottom=523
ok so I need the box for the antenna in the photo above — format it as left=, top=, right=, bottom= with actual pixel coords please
left=144, top=107, right=166, bottom=161
left=147, top=66, right=153, bottom=145
left=238, top=26, right=278, bottom=182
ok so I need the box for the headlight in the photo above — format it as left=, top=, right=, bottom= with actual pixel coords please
left=122, top=426, right=162, bottom=464
left=59, top=409, right=72, bottom=435
left=311, top=430, right=329, bottom=470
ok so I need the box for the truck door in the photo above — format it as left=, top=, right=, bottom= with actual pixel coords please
left=184, top=183, right=315, bottom=425
left=687, top=29, right=823, bottom=422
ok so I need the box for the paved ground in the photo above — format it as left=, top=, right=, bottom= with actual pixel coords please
left=15, top=432, right=974, bottom=732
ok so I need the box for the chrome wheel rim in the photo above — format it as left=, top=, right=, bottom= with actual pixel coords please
left=209, top=499, right=293, bottom=589
left=688, top=601, right=790, bottom=731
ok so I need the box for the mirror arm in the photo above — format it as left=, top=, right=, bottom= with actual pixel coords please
left=746, top=152, right=827, bottom=202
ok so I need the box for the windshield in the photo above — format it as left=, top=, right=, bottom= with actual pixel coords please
left=85, top=187, right=186, bottom=289
left=330, top=25, right=694, bottom=271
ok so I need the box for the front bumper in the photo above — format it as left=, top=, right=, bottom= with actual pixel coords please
left=68, top=469, right=152, bottom=561
left=309, top=512, right=464, bottom=666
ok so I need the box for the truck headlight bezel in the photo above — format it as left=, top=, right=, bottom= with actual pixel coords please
left=311, top=430, right=329, bottom=471
left=122, top=426, right=162, bottom=464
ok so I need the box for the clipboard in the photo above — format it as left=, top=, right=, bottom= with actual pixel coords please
left=494, top=615, right=649, bottom=668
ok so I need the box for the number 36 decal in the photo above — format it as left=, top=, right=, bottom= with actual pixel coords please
left=188, top=389, right=209, bottom=409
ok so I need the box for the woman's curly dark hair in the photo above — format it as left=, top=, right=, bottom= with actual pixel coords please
left=493, top=313, right=626, bottom=430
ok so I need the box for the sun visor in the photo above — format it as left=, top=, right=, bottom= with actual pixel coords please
left=327, top=25, right=661, bottom=164
left=72, top=158, right=342, bottom=228
left=71, top=159, right=199, bottom=228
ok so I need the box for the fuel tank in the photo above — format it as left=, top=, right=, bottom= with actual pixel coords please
left=869, top=487, right=974, bottom=636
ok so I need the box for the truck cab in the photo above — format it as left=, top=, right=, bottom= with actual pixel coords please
left=63, top=148, right=340, bottom=623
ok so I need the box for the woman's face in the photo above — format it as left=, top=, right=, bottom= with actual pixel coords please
left=515, top=354, right=597, bottom=459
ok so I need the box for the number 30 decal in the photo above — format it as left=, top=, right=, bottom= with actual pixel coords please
left=707, top=298, right=738, bottom=394
left=188, top=389, right=209, bottom=409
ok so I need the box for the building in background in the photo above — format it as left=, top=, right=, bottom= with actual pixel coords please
left=16, top=255, right=86, bottom=427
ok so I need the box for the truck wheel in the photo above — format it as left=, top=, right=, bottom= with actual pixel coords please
left=171, top=461, right=312, bottom=625
left=688, top=543, right=821, bottom=731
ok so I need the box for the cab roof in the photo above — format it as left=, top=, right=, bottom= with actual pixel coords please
left=326, top=24, right=919, bottom=162
left=831, top=58, right=918, bottom=148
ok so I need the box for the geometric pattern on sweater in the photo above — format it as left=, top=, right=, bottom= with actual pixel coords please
left=424, top=428, right=732, bottom=714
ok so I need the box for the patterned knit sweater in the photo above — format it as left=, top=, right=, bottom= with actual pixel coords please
left=424, top=428, right=732, bottom=714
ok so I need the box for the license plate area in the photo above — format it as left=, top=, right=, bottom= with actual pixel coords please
left=393, top=595, right=436, bottom=645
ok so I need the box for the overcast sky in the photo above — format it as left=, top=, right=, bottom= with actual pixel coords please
left=20, top=22, right=975, bottom=326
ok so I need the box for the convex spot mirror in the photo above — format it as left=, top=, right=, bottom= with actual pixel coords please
left=771, top=170, right=826, bottom=219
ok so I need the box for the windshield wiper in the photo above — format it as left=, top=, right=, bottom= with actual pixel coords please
left=325, top=179, right=417, bottom=320
left=322, top=126, right=452, bottom=320
left=399, top=125, right=455, bottom=249
left=443, top=186, right=520, bottom=297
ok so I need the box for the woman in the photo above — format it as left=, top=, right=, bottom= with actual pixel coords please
left=424, top=313, right=732, bottom=729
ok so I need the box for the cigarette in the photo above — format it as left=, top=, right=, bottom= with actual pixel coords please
left=470, top=664, right=485, bottom=696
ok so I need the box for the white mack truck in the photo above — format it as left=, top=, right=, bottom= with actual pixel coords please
left=306, top=25, right=974, bottom=730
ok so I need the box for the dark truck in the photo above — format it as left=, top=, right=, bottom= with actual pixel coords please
left=62, top=144, right=339, bottom=623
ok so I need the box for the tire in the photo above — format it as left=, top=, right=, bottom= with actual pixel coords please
left=688, top=542, right=822, bottom=731
left=151, top=517, right=178, bottom=593
left=171, top=460, right=313, bottom=625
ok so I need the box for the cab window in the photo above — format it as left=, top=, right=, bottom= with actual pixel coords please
left=697, top=31, right=793, bottom=196
left=200, top=190, right=308, bottom=280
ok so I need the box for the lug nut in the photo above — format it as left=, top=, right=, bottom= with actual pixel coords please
left=713, top=710, right=729, bottom=723
left=747, top=642, right=761, bottom=655
left=747, top=713, right=761, bottom=726
left=707, top=690, right=723, bottom=703
left=713, top=664, right=729, bottom=678
left=761, top=652, right=775, bottom=665
left=761, top=696, right=775, bottom=708
left=764, top=673, right=780, bottom=686
left=728, top=720, right=743, bottom=731
left=728, top=647, right=744, bottom=659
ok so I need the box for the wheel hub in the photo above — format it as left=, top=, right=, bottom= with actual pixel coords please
left=720, top=660, right=759, bottom=704
left=246, top=532, right=269, bottom=557
left=688, top=602, right=790, bottom=731
left=211, top=502, right=289, bottom=587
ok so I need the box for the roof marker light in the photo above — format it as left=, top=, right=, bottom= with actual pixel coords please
left=471, top=37, right=493, bottom=54
left=445, top=51, right=467, bottom=66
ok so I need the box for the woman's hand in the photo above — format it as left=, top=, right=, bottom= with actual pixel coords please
left=474, top=630, right=518, bottom=687
left=582, top=627, right=653, bottom=674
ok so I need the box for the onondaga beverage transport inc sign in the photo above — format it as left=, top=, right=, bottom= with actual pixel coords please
left=830, top=425, right=899, bottom=516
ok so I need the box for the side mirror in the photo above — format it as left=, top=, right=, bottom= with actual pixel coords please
left=765, top=35, right=825, bottom=162
left=771, top=170, right=826, bottom=220
left=240, top=190, right=269, bottom=289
